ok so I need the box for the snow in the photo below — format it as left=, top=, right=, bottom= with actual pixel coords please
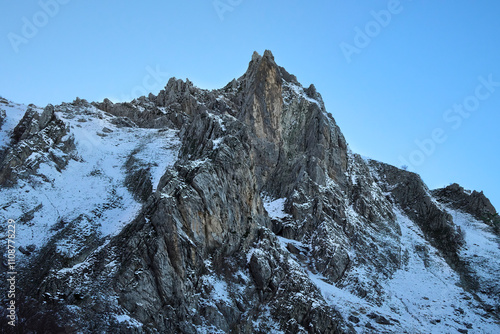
left=0, top=100, right=28, bottom=148
left=262, top=196, right=289, bottom=219
left=131, top=129, right=180, bottom=191
left=57, top=261, right=89, bottom=275
left=210, top=278, right=231, bottom=305
left=246, top=247, right=264, bottom=264
left=446, top=206, right=500, bottom=306
left=207, top=113, right=226, bottom=131
left=189, top=158, right=209, bottom=168
left=0, top=104, right=180, bottom=256
left=282, top=81, right=322, bottom=109
left=114, top=313, right=143, bottom=328
left=277, top=208, right=500, bottom=333
left=377, top=209, right=485, bottom=333
left=276, top=236, right=305, bottom=250
left=359, top=154, right=378, bottom=164
left=212, top=137, right=223, bottom=149
left=194, top=325, right=226, bottom=334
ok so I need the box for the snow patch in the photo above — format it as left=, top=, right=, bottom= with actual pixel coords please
left=114, top=314, right=143, bottom=328
left=262, top=197, right=288, bottom=219
left=282, top=81, right=322, bottom=109
left=212, top=137, right=223, bottom=149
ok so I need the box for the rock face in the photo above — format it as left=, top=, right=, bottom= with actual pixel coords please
left=1, top=51, right=499, bottom=333
left=370, top=162, right=464, bottom=256
left=432, top=183, right=497, bottom=221
left=0, top=104, right=74, bottom=186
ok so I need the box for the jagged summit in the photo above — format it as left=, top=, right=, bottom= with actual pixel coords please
left=1, top=52, right=499, bottom=333
left=432, top=183, right=497, bottom=220
left=250, top=49, right=275, bottom=62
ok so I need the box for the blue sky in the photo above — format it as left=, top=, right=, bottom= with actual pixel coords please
left=1, top=0, right=499, bottom=209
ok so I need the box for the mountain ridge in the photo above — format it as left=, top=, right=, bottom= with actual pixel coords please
left=0, top=51, right=498, bottom=333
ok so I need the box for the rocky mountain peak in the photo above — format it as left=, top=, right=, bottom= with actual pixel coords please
left=251, top=50, right=260, bottom=61
left=249, top=49, right=275, bottom=63
left=237, top=49, right=283, bottom=144
left=0, top=51, right=499, bottom=333
left=432, top=183, right=497, bottom=220
left=156, top=77, right=197, bottom=114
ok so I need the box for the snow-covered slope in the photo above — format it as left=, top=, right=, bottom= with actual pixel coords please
left=0, top=100, right=180, bottom=259
left=273, top=198, right=499, bottom=333
left=446, top=206, right=500, bottom=309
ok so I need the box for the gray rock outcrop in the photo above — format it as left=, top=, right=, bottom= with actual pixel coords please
left=0, top=104, right=74, bottom=186
left=432, top=183, right=497, bottom=221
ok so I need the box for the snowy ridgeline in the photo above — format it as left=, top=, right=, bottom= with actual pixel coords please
left=0, top=102, right=180, bottom=257
left=263, top=196, right=500, bottom=334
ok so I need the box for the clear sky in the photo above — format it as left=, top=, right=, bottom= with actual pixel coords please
left=1, top=0, right=499, bottom=210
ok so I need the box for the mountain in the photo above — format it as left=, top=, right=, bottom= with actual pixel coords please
left=1, top=51, right=499, bottom=333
